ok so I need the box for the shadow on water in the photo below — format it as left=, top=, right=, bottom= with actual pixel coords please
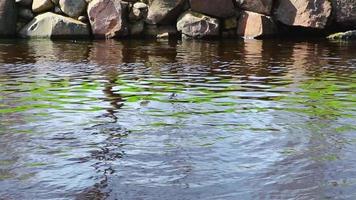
left=0, top=39, right=355, bottom=199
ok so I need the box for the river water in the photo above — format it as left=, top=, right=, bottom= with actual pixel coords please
left=0, top=39, right=355, bottom=200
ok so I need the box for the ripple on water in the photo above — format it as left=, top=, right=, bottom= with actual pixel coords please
left=0, top=39, right=355, bottom=200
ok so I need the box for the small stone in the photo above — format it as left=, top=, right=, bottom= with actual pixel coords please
left=176, top=11, right=220, bottom=38
left=327, top=30, right=356, bottom=40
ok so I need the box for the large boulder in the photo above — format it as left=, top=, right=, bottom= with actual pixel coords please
left=235, top=0, right=273, bottom=16
left=59, top=0, right=87, bottom=18
left=19, top=12, right=90, bottom=38
left=274, top=0, right=332, bottom=29
left=237, top=11, right=277, bottom=39
left=0, top=0, right=17, bottom=36
left=331, top=0, right=356, bottom=28
left=177, top=11, right=220, bottom=38
left=32, top=0, right=54, bottom=13
left=190, top=0, right=236, bottom=18
left=146, top=0, right=187, bottom=25
left=87, top=0, right=128, bottom=38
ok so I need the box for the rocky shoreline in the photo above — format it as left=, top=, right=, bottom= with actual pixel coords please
left=0, top=0, right=355, bottom=40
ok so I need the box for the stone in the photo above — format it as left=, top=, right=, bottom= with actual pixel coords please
left=129, top=20, right=144, bottom=35
left=54, top=6, right=64, bottom=14
left=331, top=0, right=356, bottom=28
left=327, top=30, right=356, bottom=40
left=235, top=0, right=273, bottom=15
left=144, top=24, right=177, bottom=37
left=59, top=0, right=87, bottom=18
left=237, top=11, right=277, bottom=39
left=18, top=8, right=34, bottom=21
left=146, top=0, right=187, bottom=25
left=51, top=0, right=59, bottom=4
left=87, top=0, right=128, bottom=38
left=274, top=0, right=332, bottom=29
left=129, top=2, right=148, bottom=21
left=19, top=12, right=90, bottom=38
left=190, top=0, right=236, bottom=18
left=176, top=11, right=220, bottom=38
left=78, top=15, right=88, bottom=22
left=0, top=0, right=17, bottom=36
left=32, top=0, right=54, bottom=13
left=16, top=0, right=33, bottom=7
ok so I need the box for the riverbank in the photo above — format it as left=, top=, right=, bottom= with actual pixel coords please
left=0, top=0, right=355, bottom=40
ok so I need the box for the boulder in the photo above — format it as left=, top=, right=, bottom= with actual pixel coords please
left=146, top=0, right=187, bottom=25
left=16, top=0, right=33, bottom=7
left=274, top=0, right=332, bottom=29
left=235, top=0, right=273, bottom=15
left=327, top=30, right=356, bottom=40
left=237, top=11, right=277, bottom=39
left=0, top=0, right=17, bottom=36
left=331, top=0, right=356, bottom=28
left=59, top=0, right=87, bottom=18
left=190, top=0, right=236, bottom=18
left=87, top=0, right=128, bottom=38
left=19, top=12, right=90, bottom=38
left=18, top=8, right=35, bottom=21
left=32, top=0, right=54, bottom=13
left=176, top=11, right=220, bottom=38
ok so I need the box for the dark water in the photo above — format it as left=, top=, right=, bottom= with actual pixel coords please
left=0, top=39, right=355, bottom=200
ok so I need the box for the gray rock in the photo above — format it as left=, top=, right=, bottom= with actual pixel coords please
left=0, top=0, right=17, bottom=36
left=331, top=0, right=356, bottom=28
left=32, top=0, right=54, bottom=13
left=18, top=8, right=35, bottom=21
left=176, top=11, right=220, bottom=38
left=236, top=0, right=273, bottom=15
left=19, top=12, right=90, bottom=38
left=59, top=0, right=87, bottom=18
left=16, top=0, right=33, bottom=7
left=146, top=0, right=187, bottom=25
left=190, top=0, right=236, bottom=18
left=129, top=2, right=148, bottom=21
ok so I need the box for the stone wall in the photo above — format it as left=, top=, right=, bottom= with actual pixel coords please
left=0, top=0, right=355, bottom=39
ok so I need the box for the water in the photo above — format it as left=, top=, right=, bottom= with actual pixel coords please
left=0, top=39, right=355, bottom=200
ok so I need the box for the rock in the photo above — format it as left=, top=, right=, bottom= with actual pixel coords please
left=32, top=0, right=54, bottom=13
left=331, top=0, right=356, bottom=28
left=237, top=11, right=277, bottom=39
left=327, top=30, right=356, bottom=40
left=235, top=0, right=273, bottom=15
left=87, top=0, right=128, bottom=38
left=129, top=20, right=144, bottom=35
left=274, top=0, right=332, bottom=29
left=176, top=11, right=220, bottom=38
left=224, top=17, right=238, bottom=30
left=0, top=0, right=17, bottom=36
left=18, top=8, right=34, bottom=21
left=51, top=0, right=59, bottom=4
left=19, top=12, right=90, bottom=38
left=16, top=0, right=33, bottom=7
left=190, top=0, right=236, bottom=18
left=59, top=0, right=87, bottom=18
left=54, top=6, right=64, bottom=14
left=78, top=15, right=88, bottom=22
left=129, top=2, right=148, bottom=21
left=146, top=0, right=187, bottom=25
left=144, top=24, right=177, bottom=38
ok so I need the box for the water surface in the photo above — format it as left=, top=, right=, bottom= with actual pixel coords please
left=0, top=39, right=355, bottom=200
